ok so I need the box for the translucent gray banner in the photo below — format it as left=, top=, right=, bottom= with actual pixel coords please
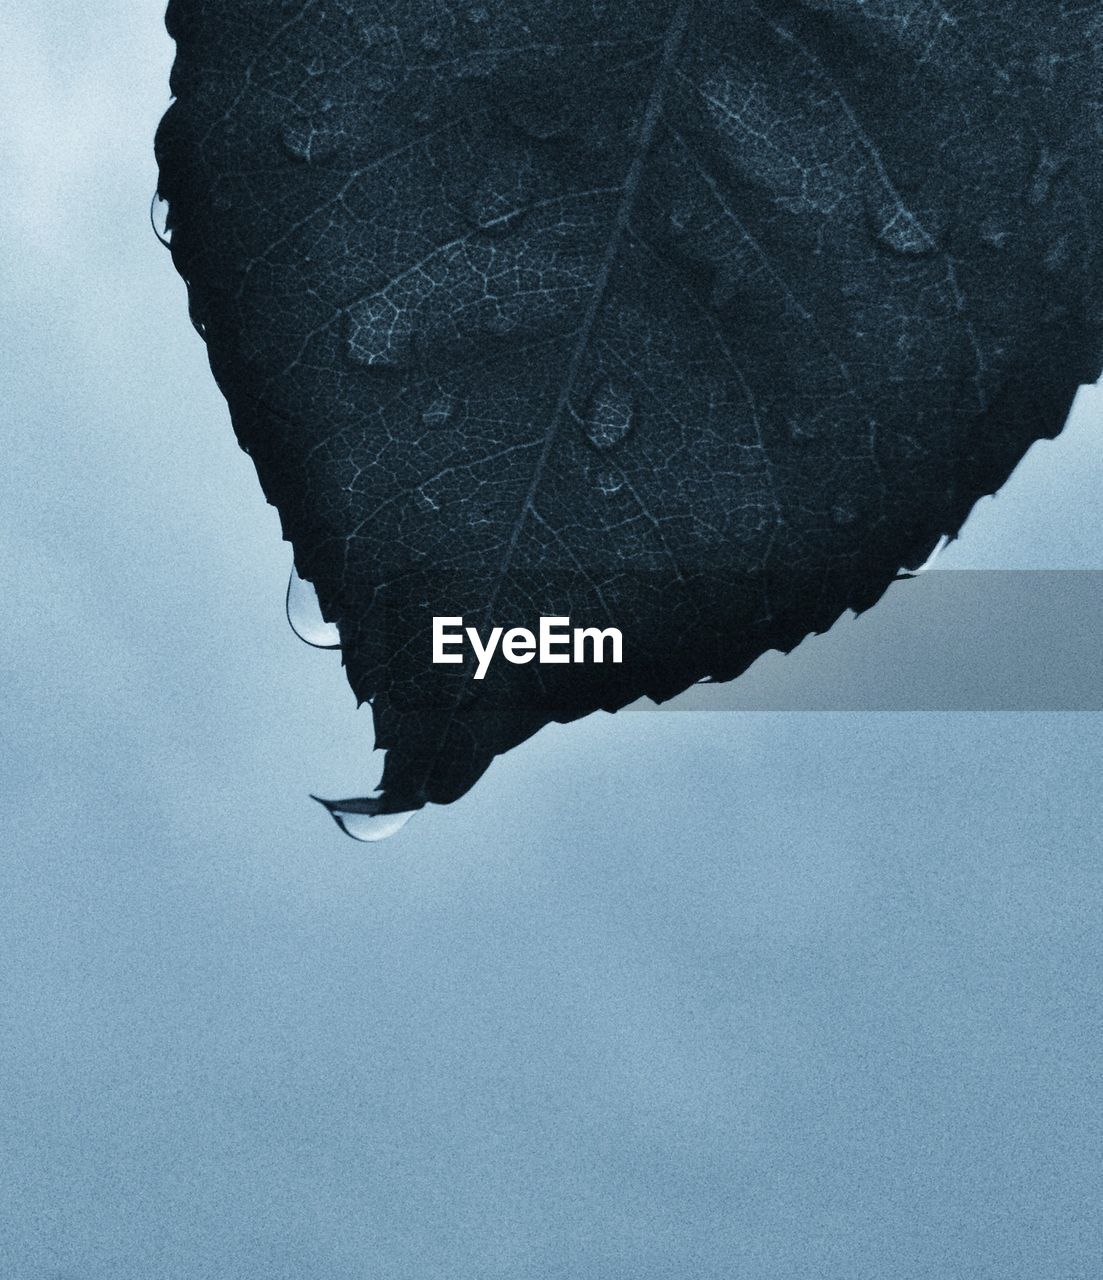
left=632, top=571, right=1103, bottom=711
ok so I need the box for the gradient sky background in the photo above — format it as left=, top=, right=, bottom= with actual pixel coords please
left=1, top=4, right=1101, bottom=1276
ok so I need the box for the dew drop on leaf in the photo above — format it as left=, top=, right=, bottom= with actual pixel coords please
left=583, top=381, right=635, bottom=450
left=873, top=207, right=938, bottom=256
left=463, top=147, right=534, bottom=233
left=467, top=183, right=527, bottom=233
left=286, top=564, right=341, bottom=648
left=279, top=111, right=344, bottom=163
left=313, top=795, right=415, bottom=841
left=900, top=533, right=950, bottom=575
left=421, top=394, right=454, bottom=425
left=345, top=297, right=413, bottom=367
left=150, top=193, right=171, bottom=246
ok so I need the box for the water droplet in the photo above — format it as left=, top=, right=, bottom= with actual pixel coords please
left=345, top=297, right=413, bottom=366
left=594, top=469, right=623, bottom=495
left=286, top=564, right=341, bottom=648
left=280, top=110, right=345, bottom=163
left=465, top=151, right=534, bottom=233
left=468, top=176, right=526, bottom=231
left=900, top=533, right=949, bottom=575
left=874, top=207, right=938, bottom=256
left=305, top=53, right=326, bottom=76
left=150, top=193, right=171, bottom=247
left=583, top=381, right=635, bottom=450
left=471, top=195, right=526, bottom=234
left=314, top=794, right=415, bottom=842
left=421, top=394, right=454, bottom=425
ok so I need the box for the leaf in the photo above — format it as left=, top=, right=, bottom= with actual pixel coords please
left=156, top=0, right=1103, bottom=819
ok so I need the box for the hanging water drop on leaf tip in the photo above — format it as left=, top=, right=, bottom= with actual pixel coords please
left=311, top=794, right=415, bottom=842
left=150, top=193, right=171, bottom=247
left=287, top=564, right=341, bottom=649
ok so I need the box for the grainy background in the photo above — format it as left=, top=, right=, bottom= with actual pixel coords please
left=0, top=3, right=1100, bottom=1276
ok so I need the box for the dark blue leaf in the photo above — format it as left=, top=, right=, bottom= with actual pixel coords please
left=156, top=0, right=1103, bottom=817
